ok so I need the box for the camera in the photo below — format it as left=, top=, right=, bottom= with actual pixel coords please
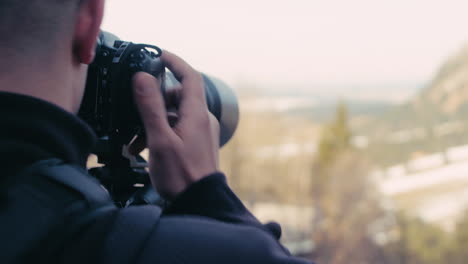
left=79, top=31, right=239, bottom=150
left=78, top=31, right=239, bottom=205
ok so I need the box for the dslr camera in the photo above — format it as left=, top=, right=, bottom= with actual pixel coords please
left=78, top=31, right=239, bottom=206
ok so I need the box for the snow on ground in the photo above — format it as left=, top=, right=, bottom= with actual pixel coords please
left=379, top=160, right=468, bottom=196
left=378, top=158, right=468, bottom=228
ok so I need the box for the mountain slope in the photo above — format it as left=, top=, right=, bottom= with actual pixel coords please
left=417, top=45, right=468, bottom=115
left=358, top=44, right=468, bottom=166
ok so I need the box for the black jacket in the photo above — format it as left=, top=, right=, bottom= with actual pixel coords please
left=0, top=92, right=313, bottom=264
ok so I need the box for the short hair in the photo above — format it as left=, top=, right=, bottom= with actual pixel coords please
left=0, top=0, right=81, bottom=54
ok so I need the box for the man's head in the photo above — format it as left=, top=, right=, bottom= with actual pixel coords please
left=0, top=0, right=104, bottom=113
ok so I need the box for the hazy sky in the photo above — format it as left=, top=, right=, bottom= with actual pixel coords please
left=102, top=0, right=468, bottom=89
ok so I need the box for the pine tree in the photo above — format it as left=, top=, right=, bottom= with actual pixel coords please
left=316, top=102, right=352, bottom=169
left=311, top=103, right=389, bottom=264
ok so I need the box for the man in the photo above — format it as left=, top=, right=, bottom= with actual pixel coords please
left=0, top=0, right=313, bottom=263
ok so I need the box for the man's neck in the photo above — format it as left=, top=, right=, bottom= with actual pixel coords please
left=0, top=60, right=75, bottom=113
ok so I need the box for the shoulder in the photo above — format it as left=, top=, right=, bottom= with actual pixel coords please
left=100, top=207, right=313, bottom=264
left=121, top=214, right=295, bottom=264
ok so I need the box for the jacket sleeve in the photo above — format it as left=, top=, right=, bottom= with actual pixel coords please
left=137, top=215, right=313, bottom=264
left=152, top=172, right=314, bottom=264
left=100, top=173, right=314, bottom=264
left=164, top=173, right=269, bottom=231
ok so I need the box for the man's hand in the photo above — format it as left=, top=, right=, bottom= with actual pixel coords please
left=129, top=51, right=220, bottom=199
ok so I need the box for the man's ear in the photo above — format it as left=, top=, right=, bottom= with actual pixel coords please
left=73, top=0, right=105, bottom=65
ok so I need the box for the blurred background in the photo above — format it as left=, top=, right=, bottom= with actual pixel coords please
left=102, top=0, right=468, bottom=263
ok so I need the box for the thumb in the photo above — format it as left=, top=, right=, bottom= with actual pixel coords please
left=132, top=72, right=171, bottom=138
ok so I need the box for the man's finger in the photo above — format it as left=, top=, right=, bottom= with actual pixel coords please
left=208, top=112, right=220, bottom=168
left=161, top=51, right=194, bottom=83
left=161, top=51, right=207, bottom=112
left=165, top=84, right=182, bottom=108
left=132, top=72, right=171, bottom=138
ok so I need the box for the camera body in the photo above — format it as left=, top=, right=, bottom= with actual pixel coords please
left=79, top=32, right=165, bottom=148
left=78, top=32, right=239, bottom=205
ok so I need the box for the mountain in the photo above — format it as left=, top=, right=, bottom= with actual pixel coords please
left=358, top=44, right=468, bottom=166
left=417, top=45, right=468, bottom=115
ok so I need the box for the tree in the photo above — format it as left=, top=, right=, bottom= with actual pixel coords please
left=310, top=103, right=390, bottom=264
left=447, top=210, right=468, bottom=264
left=316, top=102, right=352, bottom=167
left=384, top=212, right=451, bottom=264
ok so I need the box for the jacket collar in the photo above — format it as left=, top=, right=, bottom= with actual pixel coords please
left=0, top=91, right=96, bottom=170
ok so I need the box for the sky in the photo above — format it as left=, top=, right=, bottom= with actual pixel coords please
left=102, top=0, right=468, bottom=93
